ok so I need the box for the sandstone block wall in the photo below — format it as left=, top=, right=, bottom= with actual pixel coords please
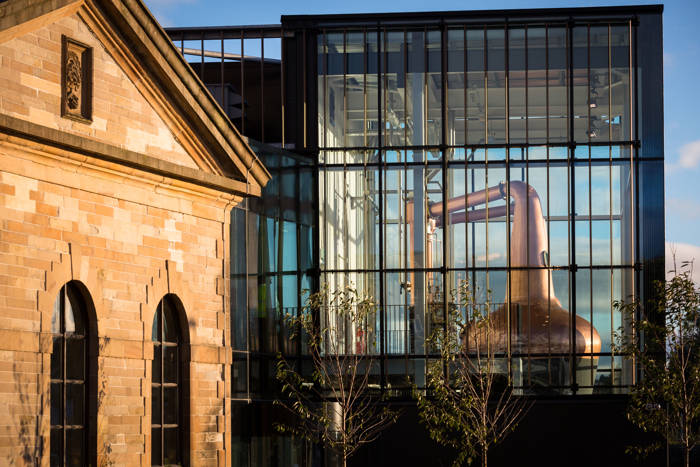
left=0, top=138, right=236, bottom=466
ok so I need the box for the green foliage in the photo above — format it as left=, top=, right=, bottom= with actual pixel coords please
left=613, top=266, right=700, bottom=466
left=416, top=281, right=530, bottom=467
left=275, top=284, right=398, bottom=466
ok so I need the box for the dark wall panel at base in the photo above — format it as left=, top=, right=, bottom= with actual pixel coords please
left=349, top=398, right=666, bottom=467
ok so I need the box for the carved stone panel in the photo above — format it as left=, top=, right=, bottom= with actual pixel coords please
left=61, top=35, right=92, bottom=122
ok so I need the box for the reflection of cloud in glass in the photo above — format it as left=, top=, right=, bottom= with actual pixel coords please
left=64, top=297, right=75, bottom=333
left=51, top=297, right=60, bottom=333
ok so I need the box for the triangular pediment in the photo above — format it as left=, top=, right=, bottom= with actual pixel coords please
left=0, top=0, right=269, bottom=195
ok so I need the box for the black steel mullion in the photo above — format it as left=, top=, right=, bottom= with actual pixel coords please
left=261, top=29, right=265, bottom=143
left=463, top=26, right=467, bottom=145
left=220, top=32, right=225, bottom=117
left=504, top=23, right=513, bottom=382
left=241, top=30, right=246, bottom=136
left=281, top=26, right=286, bottom=148
left=343, top=29, right=347, bottom=150
left=378, top=26, right=385, bottom=391
left=440, top=22, right=449, bottom=370
left=566, top=20, right=577, bottom=393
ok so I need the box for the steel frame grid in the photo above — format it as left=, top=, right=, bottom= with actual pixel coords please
left=314, top=17, right=638, bottom=394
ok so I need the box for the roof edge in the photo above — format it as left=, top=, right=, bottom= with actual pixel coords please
left=93, top=0, right=271, bottom=189
left=281, top=4, right=663, bottom=25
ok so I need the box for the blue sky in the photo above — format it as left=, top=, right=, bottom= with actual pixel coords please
left=143, top=0, right=700, bottom=281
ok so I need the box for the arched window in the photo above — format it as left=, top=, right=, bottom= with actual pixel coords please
left=151, top=295, right=187, bottom=466
left=50, top=283, right=89, bottom=466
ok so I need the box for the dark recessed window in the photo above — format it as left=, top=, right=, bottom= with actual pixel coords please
left=151, top=296, right=185, bottom=466
left=50, top=283, right=88, bottom=466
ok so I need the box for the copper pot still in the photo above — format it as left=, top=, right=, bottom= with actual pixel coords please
left=425, top=181, right=602, bottom=388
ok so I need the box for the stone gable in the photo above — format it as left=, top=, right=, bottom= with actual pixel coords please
left=0, top=12, right=199, bottom=170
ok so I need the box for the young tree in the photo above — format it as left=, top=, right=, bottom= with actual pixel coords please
left=275, top=285, right=398, bottom=467
left=614, top=266, right=700, bottom=467
left=416, top=281, right=530, bottom=467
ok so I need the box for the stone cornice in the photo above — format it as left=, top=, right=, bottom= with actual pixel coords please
left=0, top=113, right=259, bottom=199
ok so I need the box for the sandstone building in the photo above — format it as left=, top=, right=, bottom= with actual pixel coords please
left=0, top=0, right=269, bottom=465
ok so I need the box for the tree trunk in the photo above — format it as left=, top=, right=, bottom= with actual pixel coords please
left=481, top=444, right=487, bottom=467
left=685, top=445, right=689, bottom=467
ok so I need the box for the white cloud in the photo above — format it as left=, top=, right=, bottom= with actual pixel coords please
left=667, top=197, right=700, bottom=220
left=678, top=140, right=700, bottom=169
left=663, top=52, right=673, bottom=68
left=666, top=242, right=700, bottom=284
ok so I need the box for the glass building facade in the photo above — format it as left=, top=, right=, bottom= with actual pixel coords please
left=167, top=5, right=664, bottom=466
left=314, top=19, right=638, bottom=394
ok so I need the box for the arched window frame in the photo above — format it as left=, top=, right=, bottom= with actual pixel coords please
left=151, top=294, right=189, bottom=467
left=49, top=281, right=97, bottom=467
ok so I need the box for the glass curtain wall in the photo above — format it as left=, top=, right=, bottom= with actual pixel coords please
left=230, top=141, right=315, bottom=465
left=317, top=21, right=635, bottom=394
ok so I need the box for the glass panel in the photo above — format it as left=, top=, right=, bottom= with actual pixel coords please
left=548, top=163, right=569, bottom=267
left=65, top=338, right=84, bottom=380
left=426, top=167, right=443, bottom=269
left=384, top=272, right=411, bottom=355
left=163, top=300, right=179, bottom=344
left=321, top=165, right=379, bottom=271
left=589, top=26, right=610, bottom=142
left=485, top=165, right=507, bottom=268
left=383, top=31, right=405, bottom=147
left=163, top=386, right=179, bottom=425
left=426, top=30, right=442, bottom=147
left=51, top=337, right=62, bottom=380
left=231, top=208, right=248, bottom=352
left=366, top=31, right=380, bottom=147
left=345, top=31, right=365, bottom=148
left=509, top=27, right=526, bottom=144
left=447, top=166, right=466, bottom=269
left=152, top=308, right=161, bottom=342
left=52, top=293, right=61, bottom=333
left=447, top=28, right=466, bottom=146
left=152, top=386, right=161, bottom=425
left=487, top=28, right=505, bottom=144
left=232, top=353, right=248, bottom=399
left=466, top=166, right=486, bottom=267
left=50, top=427, right=62, bottom=466
left=65, top=286, right=85, bottom=335
left=548, top=27, right=568, bottom=142
left=51, top=382, right=62, bottom=425
left=66, top=428, right=84, bottom=466
left=163, top=346, right=178, bottom=384
left=572, top=26, right=589, bottom=143
left=591, top=269, right=613, bottom=353
left=151, top=427, right=162, bottom=466
left=591, top=220, right=611, bottom=265
left=280, top=221, right=297, bottom=271
left=527, top=27, right=546, bottom=144
left=163, top=427, right=179, bottom=465
left=324, top=32, right=345, bottom=148
left=63, top=289, right=75, bottom=334
left=383, top=165, right=409, bottom=270
left=152, top=344, right=162, bottom=384
left=318, top=32, right=326, bottom=149
left=466, top=28, right=485, bottom=144
left=610, top=25, right=631, bottom=141
left=65, top=383, right=84, bottom=426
